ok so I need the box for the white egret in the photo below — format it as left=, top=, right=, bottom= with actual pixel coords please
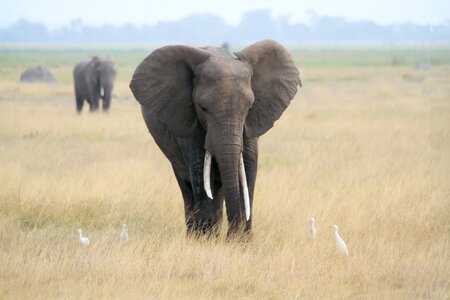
left=331, top=225, right=349, bottom=256
left=78, top=228, right=90, bottom=247
left=307, top=217, right=317, bottom=240
left=119, top=224, right=129, bottom=242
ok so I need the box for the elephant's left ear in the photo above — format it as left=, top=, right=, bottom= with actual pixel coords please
left=234, top=40, right=301, bottom=138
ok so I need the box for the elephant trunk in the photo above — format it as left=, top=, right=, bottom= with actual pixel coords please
left=203, top=151, right=250, bottom=221
left=215, top=146, right=244, bottom=231
left=205, top=122, right=250, bottom=234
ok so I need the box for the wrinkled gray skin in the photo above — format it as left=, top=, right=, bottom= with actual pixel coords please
left=130, top=40, right=301, bottom=238
left=73, top=56, right=117, bottom=112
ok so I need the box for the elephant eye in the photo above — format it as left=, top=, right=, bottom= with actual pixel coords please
left=199, top=104, right=207, bottom=112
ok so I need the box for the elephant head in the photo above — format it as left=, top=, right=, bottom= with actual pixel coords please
left=130, top=40, right=300, bottom=234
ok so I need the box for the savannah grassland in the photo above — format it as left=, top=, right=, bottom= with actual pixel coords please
left=0, top=45, right=449, bottom=299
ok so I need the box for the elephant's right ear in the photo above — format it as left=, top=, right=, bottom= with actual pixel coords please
left=130, top=46, right=210, bottom=137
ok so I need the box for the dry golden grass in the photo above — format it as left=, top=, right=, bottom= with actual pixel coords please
left=0, top=65, right=449, bottom=299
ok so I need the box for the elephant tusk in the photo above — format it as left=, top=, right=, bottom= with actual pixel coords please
left=203, top=151, right=213, bottom=199
left=240, top=154, right=251, bottom=221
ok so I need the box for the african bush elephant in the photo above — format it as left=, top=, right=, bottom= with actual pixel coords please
left=73, top=56, right=117, bottom=112
left=20, top=66, right=57, bottom=84
left=130, top=40, right=301, bottom=238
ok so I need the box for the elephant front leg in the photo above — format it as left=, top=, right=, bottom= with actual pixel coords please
left=75, top=90, right=84, bottom=113
left=102, top=99, right=110, bottom=112
left=102, top=92, right=111, bottom=112
left=87, top=89, right=100, bottom=112
left=89, top=97, right=100, bottom=112
left=175, top=173, right=222, bottom=238
left=175, top=135, right=224, bottom=238
left=188, top=153, right=224, bottom=237
left=174, top=173, right=196, bottom=235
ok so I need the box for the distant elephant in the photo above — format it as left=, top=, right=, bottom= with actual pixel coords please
left=73, top=56, right=117, bottom=112
left=20, top=66, right=57, bottom=84
left=130, top=40, right=301, bottom=237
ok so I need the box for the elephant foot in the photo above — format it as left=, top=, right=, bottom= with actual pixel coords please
left=226, top=229, right=253, bottom=243
left=186, top=219, right=221, bottom=239
left=226, top=220, right=252, bottom=242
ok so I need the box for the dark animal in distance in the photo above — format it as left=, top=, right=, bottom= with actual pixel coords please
left=20, top=66, right=57, bottom=84
left=73, top=56, right=117, bottom=113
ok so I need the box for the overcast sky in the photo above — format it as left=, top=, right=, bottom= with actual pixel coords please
left=1, top=0, right=448, bottom=29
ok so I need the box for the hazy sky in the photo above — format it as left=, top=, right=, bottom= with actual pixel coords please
left=1, top=0, right=448, bottom=28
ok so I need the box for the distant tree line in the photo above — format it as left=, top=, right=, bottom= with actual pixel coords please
left=1, top=10, right=448, bottom=44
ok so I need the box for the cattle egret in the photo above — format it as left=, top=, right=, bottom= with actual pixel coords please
left=78, top=228, right=90, bottom=247
left=331, top=225, right=349, bottom=256
left=307, top=217, right=317, bottom=240
left=119, top=224, right=129, bottom=242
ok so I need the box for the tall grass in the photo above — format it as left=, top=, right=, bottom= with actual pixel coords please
left=0, top=57, right=449, bottom=298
